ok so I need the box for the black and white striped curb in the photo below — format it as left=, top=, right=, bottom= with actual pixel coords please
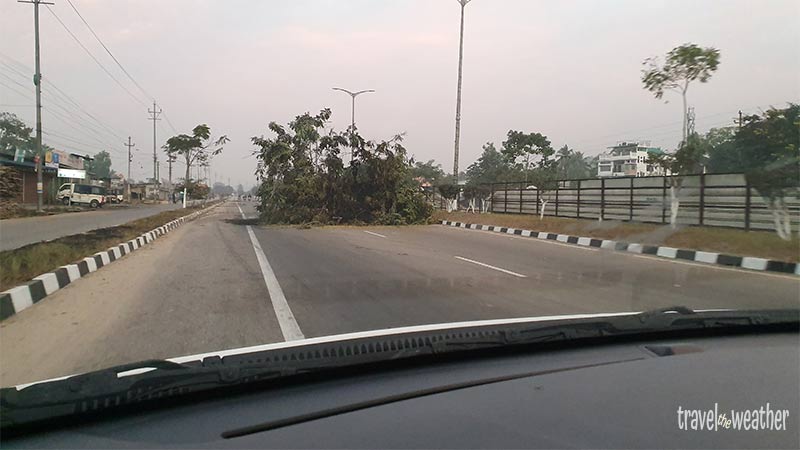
left=0, top=203, right=222, bottom=321
left=441, top=220, right=799, bottom=276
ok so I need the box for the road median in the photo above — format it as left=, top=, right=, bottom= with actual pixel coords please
left=0, top=201, right=222, bottom=320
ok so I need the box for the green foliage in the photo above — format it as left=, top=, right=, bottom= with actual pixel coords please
left=409, top=159, right=446, bottom=183
left=176, top=179, right=209, bottom=198
left=85, top=150, right=114, bottom=179
left=437, top=184, right=460, bottom=200
left=647, top=132, right=708, bottom=185
left=705, top=127, right=741, bottom=173
left=0, top=112, right=34, bottom=158
left=642, top=43, right=720, bottom=101
left=555, top=145, right=592, bottom=179
left=466, top=142, right=519, bottom=185
left=253, top=109, right=432, bottom=225
left=501, top=130, right=554, bottom=174
left=164, top=124, right=229, bottom=184
left=737, top=104, right=799, bottom=202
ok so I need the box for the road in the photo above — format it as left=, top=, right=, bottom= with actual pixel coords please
left=1, top=201, right=798, bottom=386
left=0, top=203, right=184, bottom=251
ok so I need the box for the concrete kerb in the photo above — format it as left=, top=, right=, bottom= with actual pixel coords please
left=440, top=220, right=799, bottom=277
left=0, top=201, right=224, bottom=321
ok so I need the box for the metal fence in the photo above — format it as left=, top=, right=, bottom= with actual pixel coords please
left=437, top=173, right=800, bottom=232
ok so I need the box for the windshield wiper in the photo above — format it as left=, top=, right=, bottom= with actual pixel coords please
left=2, top=307, right=797, bottom=430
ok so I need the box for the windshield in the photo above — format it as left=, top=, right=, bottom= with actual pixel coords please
left=0, top=0, right=797, bottom=410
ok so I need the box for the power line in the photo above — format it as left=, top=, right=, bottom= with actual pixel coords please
left=0, top=64, right=125, bottom=150
left=161, top=110, right=179, bottom=134
left=0, top=79, right=33, bottom=100
left=0, top=57, right=127, bottom=141
left=64, top=0, right=153, bottom=102
left=44, top=5, right=148, bottom=108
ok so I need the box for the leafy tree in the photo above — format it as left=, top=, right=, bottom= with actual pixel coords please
left=466, top=142, right=518, bottom=185
left=584, top=154, right=599, bottom=176
left=501, top=131, right=553, bottom=182
left=648, top=133, right=708, bottom=228
left=409, top=159, right=446, bottom=183
left=176, top=179, right=209, bottom=199
left=0, top=112, right=34, bottom=158
left=528, top=161, right=559, bottom=219
left=736, top=104, right=799, bottom=240
left=437, top=184, right=460, bottom=212
left=164, top=124, right=229, bottom=186
left=85, top=150, right=114, bottom=179
left=642, top=43, right=721, bottom=143
left=253, top=108, right=431, bottom=225
left=705, top=127, right=741, bottom=173
left=555, top=145, right=591, bottom=180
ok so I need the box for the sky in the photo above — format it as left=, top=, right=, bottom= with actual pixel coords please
left=1, top=0, right=798, bottom=188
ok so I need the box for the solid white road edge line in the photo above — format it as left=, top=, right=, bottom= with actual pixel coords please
left=454, top=256, right=528, bottom=278
left=363, top=230, right=387, bottom=238
left=237, top=203, right=305, bottom=341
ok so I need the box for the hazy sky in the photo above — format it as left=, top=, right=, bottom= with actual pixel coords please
left=2, top=0, right=798, bottom=188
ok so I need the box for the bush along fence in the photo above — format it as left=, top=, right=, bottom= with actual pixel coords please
left=432, top=173, right=800, bottom=233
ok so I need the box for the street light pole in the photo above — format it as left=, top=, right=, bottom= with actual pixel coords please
left=332, top=87, right=374, bottom=163
left=452, top=0, right=471, bottom=182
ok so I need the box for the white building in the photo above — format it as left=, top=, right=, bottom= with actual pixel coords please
left=597, top=141, right=665, bottom=178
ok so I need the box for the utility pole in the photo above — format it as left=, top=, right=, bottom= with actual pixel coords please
left=167, top=154, right=174, bottom=187
left=19, top=0, right=54, bottom=211
left=147, top=101, right=161, bottom=189
left=734, top=110, right=743, bottom=129
left=452, top=0, right=471, bottom=183
left=124, top=136, right=135, bottom=201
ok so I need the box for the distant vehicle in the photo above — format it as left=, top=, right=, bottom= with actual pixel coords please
left=58, top=183, right=107, bottom=208
left=106, top=189, right=125, bottom=204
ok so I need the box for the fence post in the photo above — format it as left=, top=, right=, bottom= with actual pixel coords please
left=599, top=178, right=605, bottom=220
left=745, top=179, right=751, bottom=231
left=504, top=182, right=509, bottom=213
left=519, top=182, right=523, bottom=214
left=490, top=183, right=494, bottom=213
left=699, top=173, right=705, bottom=226
left=536, top=187, right=540, bottom=216
left=661, top=176, right=667, bottom=224
left=629, top=177, right=634, bottom=221
left=576, top=180, right=581, bottom=219
left=554, top=182, right=559, bottom=217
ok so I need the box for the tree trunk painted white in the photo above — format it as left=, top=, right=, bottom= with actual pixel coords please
left=681, top=88, right=688, bottom=144
left=770, top=198, right=792, bottom=241
left=445, top=198, right=458, bottom=212
left=481, top=196, right=491, bottom=213
left=669, top=185, right=680, bottom=229
left=539, top=199, right=548, bottom=220
left=467, top=198, right=476, bottom=213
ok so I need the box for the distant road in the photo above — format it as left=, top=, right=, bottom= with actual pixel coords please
left=0, top=203, right=184, bottom=251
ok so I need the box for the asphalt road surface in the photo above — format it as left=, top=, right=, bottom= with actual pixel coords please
left=1, top=201, right=798, bottom=386
left=0, top=203, right=184, bottom=251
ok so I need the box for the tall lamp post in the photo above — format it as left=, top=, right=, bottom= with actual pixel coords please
left=452, top=0, right=471, bottom=182
left=332, top=87, right=374, bottom=162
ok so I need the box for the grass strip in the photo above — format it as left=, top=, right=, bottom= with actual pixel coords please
left=0, top=205, right=210, bottom=290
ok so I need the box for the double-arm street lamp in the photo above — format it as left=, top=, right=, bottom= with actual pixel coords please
left=332, top=87, right=375, bottom=162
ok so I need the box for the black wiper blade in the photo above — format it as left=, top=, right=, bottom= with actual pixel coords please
left=2, top=308, right=797, bottom=431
